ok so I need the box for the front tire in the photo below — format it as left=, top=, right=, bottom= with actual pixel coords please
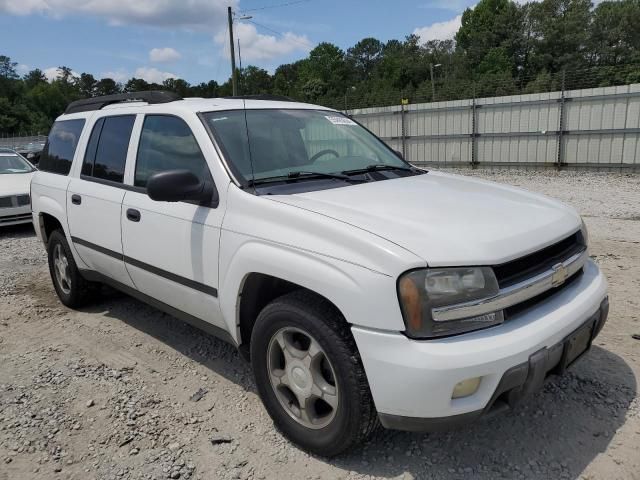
left=47, top=230, right=96, bottom=308
left=250, top=291, right=378, bottom=457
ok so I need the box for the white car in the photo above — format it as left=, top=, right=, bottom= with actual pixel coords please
left=30, top=92, right=609, bottom=456
left=0, top=148, right=36, bottom=226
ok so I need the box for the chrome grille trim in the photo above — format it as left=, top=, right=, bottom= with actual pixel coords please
left=431, top=249, right=588, bottom=322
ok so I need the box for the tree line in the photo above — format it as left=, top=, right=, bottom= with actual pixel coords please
left=1, top=0, right=639, bottom=135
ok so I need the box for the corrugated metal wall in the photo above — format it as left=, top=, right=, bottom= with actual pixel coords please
left=350, top=83, right=640, bottom=167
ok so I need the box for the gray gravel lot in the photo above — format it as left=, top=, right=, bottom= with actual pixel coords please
left=1, top=169, right=639, bottom=480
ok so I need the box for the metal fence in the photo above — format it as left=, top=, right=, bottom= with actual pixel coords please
left=349, top=83, right=640, bottom=168
left=0, top=134, right=47, bottom=149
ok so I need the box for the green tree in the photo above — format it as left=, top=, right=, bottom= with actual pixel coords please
left=95, top=78, right=121, bottom=96
left=238, top=66, right=272, bottom=94
left=528, top=0, right=592, bottom=73
left=76, top=73, right=97, bottom=97
left=347, top=38, right=384, bottom=81
left=456, top=0, right=524, bottom=75
left=588, top=0, right=640, bottom=66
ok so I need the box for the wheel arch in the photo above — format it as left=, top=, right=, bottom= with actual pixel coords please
left=219, top=240, right=369, bottom=355
left=236, top=272, right=345, bottom=360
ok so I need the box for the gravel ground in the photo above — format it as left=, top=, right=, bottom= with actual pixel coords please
left=1, top=169, right=639, bottom=480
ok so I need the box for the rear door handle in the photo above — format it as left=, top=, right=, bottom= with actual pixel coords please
left=126, top=208, right=141, bottom=222
left=71, top=194, right=81, bottom=205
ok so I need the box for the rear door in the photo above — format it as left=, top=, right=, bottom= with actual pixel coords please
left=121, top=114, right=225, bottom=328
left=67, top=114, right=137, bottom=287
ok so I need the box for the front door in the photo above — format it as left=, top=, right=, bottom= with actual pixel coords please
left=121, top=114, right=225, bottom=328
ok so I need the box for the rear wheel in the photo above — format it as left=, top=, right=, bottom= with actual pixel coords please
left=250, top=291, right=378, bottom=457
left=47, top=230, right=96, bottom=308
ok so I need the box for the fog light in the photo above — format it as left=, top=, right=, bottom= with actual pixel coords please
left=452, top=377, right=481, bottom=399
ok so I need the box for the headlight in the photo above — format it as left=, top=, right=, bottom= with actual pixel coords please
left=580, top=218, right=589, bottom=247
left=398, top=267, right=503, bottom=338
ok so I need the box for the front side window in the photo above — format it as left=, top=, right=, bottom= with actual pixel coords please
left=203, top=109, right=411, bottom=184
left=0, top=153, right=35, bottom=174
left=135, top=115, right=210, bottom=188
left=82, top=115, right=135, bottom=183
left=39, top=119, right=85, bottom=175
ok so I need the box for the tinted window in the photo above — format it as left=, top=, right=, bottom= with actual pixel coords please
left=82, top=115, right=135, bottom=183
left=39, top=119, right=85, bottom=175
left=135, top=115, right=210, bottom=188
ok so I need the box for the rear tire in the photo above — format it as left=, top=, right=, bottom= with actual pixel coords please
left=47, top=230, right=96, bottom=308
left=250, top=290, right=378, bottom=457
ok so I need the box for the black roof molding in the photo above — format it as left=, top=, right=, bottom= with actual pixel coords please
left=220, top=94, right=296, bottom=102
left=65, top=91, right=182, bottom=114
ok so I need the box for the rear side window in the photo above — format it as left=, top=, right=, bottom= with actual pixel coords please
left=135, top=115, right=210, bottom=188
left=39, top=119, right=85, bottom=175
left=82, top=115, right=135, bottom=183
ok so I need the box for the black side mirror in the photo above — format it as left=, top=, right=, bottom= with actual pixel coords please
left=394, top=150, right=404, bottom=159
left=147, top=169, right=216, bottom=205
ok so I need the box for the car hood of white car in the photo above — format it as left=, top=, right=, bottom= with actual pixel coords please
left=0, top=172, right=34, bottom=197
left=270, top=170, right=581, bottom=267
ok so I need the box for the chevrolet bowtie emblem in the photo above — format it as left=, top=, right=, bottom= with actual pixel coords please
left=551, top=263, right=568, bottom=287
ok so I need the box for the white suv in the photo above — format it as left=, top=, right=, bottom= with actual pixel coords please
left=31, top=91, right=609, bottom=456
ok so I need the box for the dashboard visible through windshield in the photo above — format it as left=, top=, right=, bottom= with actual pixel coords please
left=202, top=109, right=422, bottom=192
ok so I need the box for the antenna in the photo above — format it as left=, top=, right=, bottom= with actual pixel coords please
left=237, top=37, right=257, bottom=191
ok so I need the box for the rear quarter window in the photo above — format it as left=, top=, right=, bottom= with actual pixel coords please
left=39, top=119, right=85, bottom=175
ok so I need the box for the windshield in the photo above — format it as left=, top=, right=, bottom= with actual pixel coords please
left=0, top=153, right=35, bottom=174
left=203, top=109, right=409, bottom=183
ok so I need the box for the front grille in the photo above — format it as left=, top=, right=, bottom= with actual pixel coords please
left=494, top=231, right=585, bottom=289
left=504, top=269, right=583, bottom=320
left=0, top=194, right=31, bottom=208
left=16, top=194, right=30, bottom=206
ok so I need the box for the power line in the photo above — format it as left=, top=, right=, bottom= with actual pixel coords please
left=247, top=19, right=312, bottom=50
left=241, top=0, right=312, bottom=13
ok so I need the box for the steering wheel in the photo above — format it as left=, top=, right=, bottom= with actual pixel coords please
left=310, top=149, right=340, bottom=163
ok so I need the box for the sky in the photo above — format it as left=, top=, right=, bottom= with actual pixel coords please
left=0, top=0, right=477, bottom=85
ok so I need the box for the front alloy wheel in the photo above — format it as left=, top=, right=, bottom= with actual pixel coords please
left=267, top=327, right=339, bottom=429
left=251, top=291, right=378, bottom=457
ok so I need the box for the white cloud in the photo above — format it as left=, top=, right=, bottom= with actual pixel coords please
left=43, top=66, right=79, bottom=82
left=0, top=0, right=236, bottom=29
left=15, top=63, right=30, bottom=75
left=101, top=70, right=129, bottom=83
left=413, top=15, right=462, bottom=42
left=134, top=67, right=177, bottom=83
left=149, top=47, right=181, bottom=63
left=215, top=22, right=312, bottom=62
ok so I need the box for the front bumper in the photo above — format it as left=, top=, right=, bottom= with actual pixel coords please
left=352, top=260, right=608, bottom=430
left=0, top=205, right=32, bottom=227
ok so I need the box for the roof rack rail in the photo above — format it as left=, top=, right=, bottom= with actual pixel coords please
left=220, top=94, right=296, bottom=102
left=65, top=90, right=182, bottom=114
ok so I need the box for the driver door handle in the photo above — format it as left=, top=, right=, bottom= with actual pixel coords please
left=71, top=194, right=81, bottom=205
left=126, top=208, right=141, bottom=222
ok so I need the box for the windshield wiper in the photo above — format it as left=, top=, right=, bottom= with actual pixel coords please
left=247, top=171, right=366, bottom=187
left=341, top=164, right=415, bottom=175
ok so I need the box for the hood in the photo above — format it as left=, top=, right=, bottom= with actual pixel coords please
left=269, top=171, right=581, bottom=267
left=0, top=172, right=34, bottom=197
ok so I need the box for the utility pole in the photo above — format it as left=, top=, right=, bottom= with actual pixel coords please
left=429, top=63, right=441, bottom=102
left=227, top=6, right=237, bottom=96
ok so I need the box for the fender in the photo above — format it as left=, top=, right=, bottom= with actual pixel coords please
left=218, top=233, right=406, bottom=343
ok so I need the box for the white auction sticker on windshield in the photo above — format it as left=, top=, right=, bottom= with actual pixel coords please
left=325, top=116, right=357, bottom=126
